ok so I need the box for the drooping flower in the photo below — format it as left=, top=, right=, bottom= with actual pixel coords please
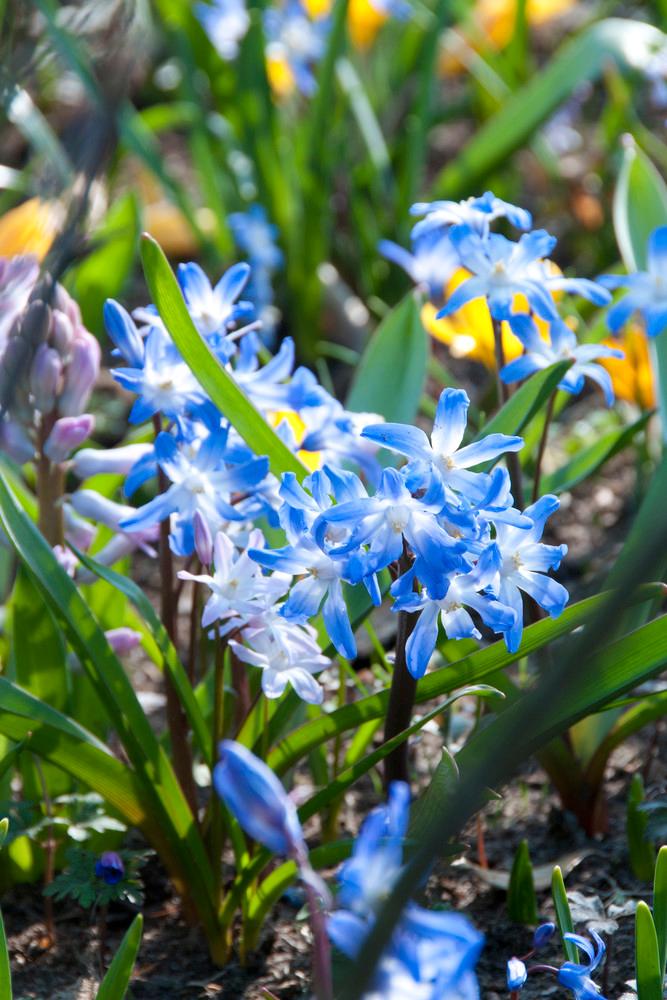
left=600, top=225, right=667, bottom=338
left=500, top=314, right=623, bottom=405
left=557, top=931, right=608, bottom=1000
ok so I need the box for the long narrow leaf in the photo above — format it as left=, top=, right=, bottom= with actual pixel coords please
left=97, top=914, right=143, bottom=1000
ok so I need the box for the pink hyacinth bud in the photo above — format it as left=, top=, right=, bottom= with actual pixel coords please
left=44, top=414, right=95, bottom=463
left=58, top=333, right=100, bottom=416
left=30, top=344, right=63, bottom=413
left=63, top=502, right=97, bottom=551
left=105, top=627, right=142, bottom=656
left=194, top=510, right=213, bottom=566
left=51, top=310, right=74, bottom=359
left=53, top=544, right=78, bottom=578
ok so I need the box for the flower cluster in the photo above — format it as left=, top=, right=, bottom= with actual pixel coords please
left=382, top=192, right=620, bottom=405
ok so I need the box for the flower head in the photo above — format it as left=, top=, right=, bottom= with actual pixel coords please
left=95, top=851, right=125, bottom=885
left=557, top=931, right=607, bottom=999
left=196, top=0, right=250, bottom=60
left=600, top=225, right=667, bottom=337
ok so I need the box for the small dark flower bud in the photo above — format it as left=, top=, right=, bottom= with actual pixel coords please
left=533, top=921, right=556, bottom=949
left=94, top=851, right=124, bottom=885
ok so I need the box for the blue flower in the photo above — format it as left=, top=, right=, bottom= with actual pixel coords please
left=177, top=260, right=254, bottom=340
left=410, top=191, right=533, bottom=241
left=229, top=204, right=283, bottom=271
left=378, top=229, right=460, bottom=301
left=436, top=226, right=609, bottom=323
left=600, top=225, right=667, bottom=337
left=264, top=1, right=329, bottom=97
left=362, top=387, right=523, bottom=505
left=95, top=851, right=124, bottom=885
left=500, top=314, right=623, bottom=406
left=557, top=931, right=608, bottom=1000
left=506, top=957, right=528, bottom=990
left=392, top=543, right=517, bottom=678
left=213, top=740, right=306, bottom=857
left=196, top=0, right=250, bottom=59
left=119, top=429, right=268, bottom=556
left=533, top=922, right=556, bottom=949
left=488, top=495, right=568, bottom=653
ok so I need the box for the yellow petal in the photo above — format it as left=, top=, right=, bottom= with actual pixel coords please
left=600, top=325, right=655, bottom=409
left=266, top=53, right=296, bottom=99
left=347, top=0, right=387, bottom=48
left=0, top=198, right=61, bottom=262
left=269, top=409, right=322, bottom=472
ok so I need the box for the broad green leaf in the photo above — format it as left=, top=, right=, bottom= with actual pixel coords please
left=346, top=292, right=428, bottom=423
left=0, top=475, right=221, bottom=949
left=140, top=235, right=308, bottom=481
left=74, top=548, right=211, bottom=767
left=66, top=193, right=140, bottom=333
left=96, top=913, right=143, bottom=1000
left=407, top=749, right=459, bottom=846
left=432, top=19, right=666, bottom=198
left=627, top=775, right=656, bottom=882
left=584, top=690, right=667, bottom=790
left=0, top=677, right=109, bottom=753
left=636, top=901, right=663, bottom=1000
left=551, top=866, right=578, bottom=963
left=268, top=586, right=663, bottom=775
left=541, top=411, right=652, bottom=495
left=507, top=840, right=538, bottom=925
left=612, top=139, right=667, bottom=444
left=654, top=845, right=667, bottom=980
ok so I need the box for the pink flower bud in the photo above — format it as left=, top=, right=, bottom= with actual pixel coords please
left=194, top=510, right=213, bottom=566
left=63, top=502, right=97, bottom=551
left=44, top=414, right=94, bottom=463
left=58, top=333, right=100, bottom=416
left=51, top=311, right=74, bottom=358
left=30, top=344, right=62, bottom=413
left=53, top=544, right=78, bottom=577
left=105, top=627, right=142, bottom=656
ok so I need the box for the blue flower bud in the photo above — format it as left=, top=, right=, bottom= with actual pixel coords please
left=95, top=851, right=124, bottom=885
left=533, top=921, right=556, bottom=949
left=506, top=957, right=527, bottom=990
left=213, top=740, right=305, bottom=857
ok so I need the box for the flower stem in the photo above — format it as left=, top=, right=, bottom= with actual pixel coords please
left=152, top=415, right=197, bottom=817
left=383, top=604, right=418, bottom=787
left=36, top=415, right=64, bottom=547
left=532, top=390, right=556, bottom=504
left=303, top=875, right=333, bottom=1000
left=209, top=630, right=226, bottom=907
left=492, top=318, right=525, bottom=510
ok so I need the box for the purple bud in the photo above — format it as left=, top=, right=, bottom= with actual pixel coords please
left=533, top=922, right=556, bottom=949
left=213, top=740, right=306, bottom=857
left=53, top=544, right=78, bottom=578
left=30, top=344, right=62, bottom=413
left=69, top=489, right=134, bottom=530
left=506, top=957, right=527, bottom=990
left=105, top=627, right=142, bottom=656
left=194, top=511, right=213, bottom=566
left=0, top=419, right=34, bottom=464
left=71, top=442, right=152, bottom=480
left=44, top=414, right=95, bottom=463
left=58, top=333, right=100, bottom=416
left=94, top=851, right=125, bottom=885
left=51, top=311, right=74, bottom=358
left=63, top=503, right=97, bottom=550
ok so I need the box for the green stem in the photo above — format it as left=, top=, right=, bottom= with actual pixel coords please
left=209, top=630, right=226, bottom=909
left=532, top=390, right=556, bottom=503
left=36, top=415, right=65, bottom=547
left=492, top=318, right=525, bottom=509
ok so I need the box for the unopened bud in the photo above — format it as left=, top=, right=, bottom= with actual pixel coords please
left=58, top=333, right=100, bottom=416
left=72, top=442, right=152, bottom=480
left=506, top=958, right=527, bottom=990
left=194, top=510, right=213, bottom=566
left=94, top=851, right=124, bottom=885
left=532, top=922, right=556, bottom=949
left=30, top=344, right=62, bottom=413
left=0, top=419, right=34, bottom=463
left=44, top=414, right=94, bottom=463
left=53, top=544, right=78, bottom=578
left=105, top=627, right=142, bottom=656
left=51, top=311, right=74, bottom=358
left=63, top=502, right=97, bottom=551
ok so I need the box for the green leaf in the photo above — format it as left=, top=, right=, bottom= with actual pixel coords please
left=0, top=474, right=222, bottom=952
left=551, top=865, right=578, bottom=963
left=96, top=913, right=143, bottom=1000
left=268, top=587, right=663, bottom=776
left=140, top=235, right=308, bottom=481
left=541, top=411, right=652, bottom=495
left=653, top=845, right=667, bottom=980
left=407, top=749, right=459, bottom=846
left=627, top=774, right=656, bottom=882
left=612, top=138, right=667, bottom=445
left=345, top=292, right=428, bottom=423
left=636, top=900, right=663, bottom=1000
left=0, top=906, right=10, bottom=1000
left=431, top=19, right=666, bottom=198
left=66, top=193, right=140, bottom=333
left=507, top=840, right=538, bottom=925
left=73, top=548, right=211, bottom=767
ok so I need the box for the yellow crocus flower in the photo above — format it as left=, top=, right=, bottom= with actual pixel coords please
left=0, top=197, right=61, bottom=262
left=599, top=325, right=655, bottom=410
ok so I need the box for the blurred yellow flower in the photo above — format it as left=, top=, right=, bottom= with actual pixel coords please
left=266, top=51, right=297, bottom=98
left=270, top=409, right=322, bottom=471
left=421, top=266, right=554, bottom=370
left=599, top=325, right=655, bottom=410
left=302, top=0, right=388, bottom=49
left=441, top=0, right=575, bottom=74
left=0, top=197, right=61, bottom=262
